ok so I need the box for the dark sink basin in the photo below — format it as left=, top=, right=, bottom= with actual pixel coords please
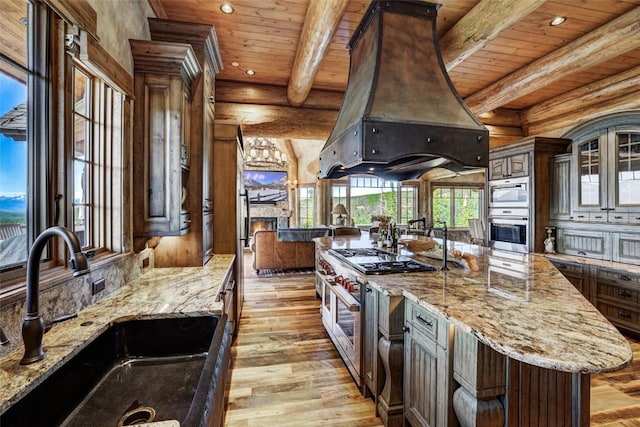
left=0, top=315, right=231, bottom=427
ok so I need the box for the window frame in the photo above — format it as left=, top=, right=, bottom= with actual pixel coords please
left=430, top=184, right=484, bottom=229
left=297, top=185, right=315, bottom=228
left=329, top=177, right=419, bottom=226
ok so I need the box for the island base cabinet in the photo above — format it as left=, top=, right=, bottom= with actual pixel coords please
left=504, top=360, right=590, bottom=427
left=403, top=300, right=454, bottom=427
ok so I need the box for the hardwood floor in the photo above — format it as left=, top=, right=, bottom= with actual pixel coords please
left=226, top=252, right=640, bottom=426
left=224, top=253, right=383, bottom=426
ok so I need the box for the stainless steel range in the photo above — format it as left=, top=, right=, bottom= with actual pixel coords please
left=328, top=248, right=438, bottom=274
left=317, top=247, right=437, bottom=393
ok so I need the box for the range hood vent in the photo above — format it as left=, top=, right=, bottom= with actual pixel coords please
left=319, top=1, right=488, bottom=181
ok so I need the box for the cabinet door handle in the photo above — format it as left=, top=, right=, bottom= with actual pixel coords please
left=618, top=290, right=632, bottom=298
left=402, top=326, right=410, bottom=333
left=619, top=275, right=631, bottom=281
left=365, top=287, right=372, bottom=293
left=577, top=251, right=587, bottom=255
left=416, top=315, right=434, bottom=327
left=600, top=207, right=608, bottom=211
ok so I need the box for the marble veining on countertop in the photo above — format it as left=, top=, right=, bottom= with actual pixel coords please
left=0, top=254, right=234, bottom=415
left=317, top=234, right=632, bottom=375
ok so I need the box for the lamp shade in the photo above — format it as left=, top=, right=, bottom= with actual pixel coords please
left=332, top=203, right=349, bottom=215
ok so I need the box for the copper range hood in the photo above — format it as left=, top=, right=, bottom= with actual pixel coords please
left=318, top=1, right=489, bottom=181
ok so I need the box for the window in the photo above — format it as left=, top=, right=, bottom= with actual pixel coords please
left=0, top=3, right=125, bottom=292
left=298, top=186, right=315, bottom=228
left=432, top=186, right=482, bottom=228
left=330, top=177, right=418, bottom=226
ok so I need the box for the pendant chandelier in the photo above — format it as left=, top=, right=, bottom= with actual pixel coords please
left=244, top=137, right=287, bottom=168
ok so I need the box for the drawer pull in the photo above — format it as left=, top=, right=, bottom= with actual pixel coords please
left=416, top=314, right=434, bottom=328
left=618, top=311, right=632, bottom=319
left=618, top=290, right=632, bottom=298
left=577, top=251, right=587, bottom=255
left=594, top=215, right=603, bottom=219
left=365, top=287, right=372, bottom=293
left=614, top=216, right=624, bottom=219
left=558, top=264, right=568, bottom=269
left=620, top=275, right=631, bottom=281
left=577, top=215, right=586, bottom=218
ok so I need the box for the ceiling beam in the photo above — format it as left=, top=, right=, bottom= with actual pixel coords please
left=286, top=0, right=350, bottom=107
left=465, top=5, right=640, bottom=114
left=525, top=90, right=640, bottom=136
left=440, top=0, right=547, bottom=71
left=217, top=80, right=343, bottom=111
left=521, top=64, right=640, bottom=126
left=215, top=102, right=338, bottom=140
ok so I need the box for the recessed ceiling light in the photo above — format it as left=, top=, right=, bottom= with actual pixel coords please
left=550, top=16, right=566, bottom=26
left=245, top=69, right=255, bottom=76
left=231, top=61, right=239, bottom=67
left=220, top=3, right=234, bottom=14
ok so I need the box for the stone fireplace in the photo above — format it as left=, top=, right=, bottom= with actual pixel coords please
left=250, top=217, right=278, bottom=235
left=245, top=201, right=290, bottom=237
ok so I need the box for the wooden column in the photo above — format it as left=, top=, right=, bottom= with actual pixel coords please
left=376, top=294, right=405, bottom=427
left=452, top=331, right=506, bottom=427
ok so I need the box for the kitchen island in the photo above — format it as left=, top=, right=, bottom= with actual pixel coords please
left=315, top=234, right=631, bottom=427
left=0, top=254, right=234, bottom=417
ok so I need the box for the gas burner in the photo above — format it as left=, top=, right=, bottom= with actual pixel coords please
left=329, top=248, right=437, bottom=274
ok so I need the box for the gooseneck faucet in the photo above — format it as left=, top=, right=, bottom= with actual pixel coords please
left=21, top=226, right=90, bottom=365
left=408, top=217, right=428, bottom=234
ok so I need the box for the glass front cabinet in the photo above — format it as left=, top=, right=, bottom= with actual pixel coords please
left=572, top=126, right=640, bottom=223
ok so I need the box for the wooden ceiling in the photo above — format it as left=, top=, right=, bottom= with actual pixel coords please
left=151, top=0, right=640, bottom=147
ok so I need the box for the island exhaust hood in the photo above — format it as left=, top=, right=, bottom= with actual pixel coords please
left=318, top=1, right=489, bottom=181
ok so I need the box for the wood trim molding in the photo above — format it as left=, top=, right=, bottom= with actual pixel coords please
left=79, top=31, right=133, bottom=97
left=44, top=0, right=97, bottom=40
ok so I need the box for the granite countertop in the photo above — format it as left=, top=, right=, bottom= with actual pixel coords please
left=316, top=234, right=632, bottom=374
left=0, top=254, right=234, bottom=415
left=543, top=252, right=640, bottom=274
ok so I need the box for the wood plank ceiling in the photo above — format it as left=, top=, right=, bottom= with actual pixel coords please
left=151, top=0, right=640, bottom=148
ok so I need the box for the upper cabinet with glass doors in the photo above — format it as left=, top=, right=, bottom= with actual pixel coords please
left=572, top=126, right=640, bottom=224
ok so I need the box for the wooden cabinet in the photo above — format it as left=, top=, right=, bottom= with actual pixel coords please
left=130, top=39, right=200, bottom=251
left=556, top=228, right=640, bottom=263
left=213, top=122, right=245, bottom=324
left=594, top=267, right=640, bottom=335
left=549, top=153, right=572, bottom=221
left=489, top=137, right=570, bottom=252
left=148, top=18, right=222, bottom=265
left=571, top=127, right=640, bottom=222
left=404, top=300, right=453, bottom=427
left=363, top=284, right=380, bottom=400
left=549, top=259, right=589, bottom=298
left=488, top=152, right=529, bottom=180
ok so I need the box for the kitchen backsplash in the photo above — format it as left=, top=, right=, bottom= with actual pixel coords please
left=0, top=249, right=154, bottom=358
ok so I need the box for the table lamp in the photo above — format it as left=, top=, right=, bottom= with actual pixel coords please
left=332, top=204, right=349, bottom=225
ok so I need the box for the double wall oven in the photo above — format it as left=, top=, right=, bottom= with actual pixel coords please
left=316, top=248, right=436, bottom=388
left=488, top=176, right=531, bottom=253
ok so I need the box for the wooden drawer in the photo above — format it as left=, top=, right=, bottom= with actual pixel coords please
left=612, top=233, right=640, bottom=264
left=596, top=301, right=640, bottom=330
left=589, top=212, right=608, bottom=222
left=550, top=260, right=584, bottom=277
left=597, top=268, right=640, bottom=288
left=597, top=282, right=637, bottom=305
left=572, top=213, right=590, bottom=222
left=557, top=228, right=609, bottom=260
left=630, top=214, right=640, bottom=225
left=408, top=303, right=439, bottom=343
left=608, top=212, right=629, bottom=224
